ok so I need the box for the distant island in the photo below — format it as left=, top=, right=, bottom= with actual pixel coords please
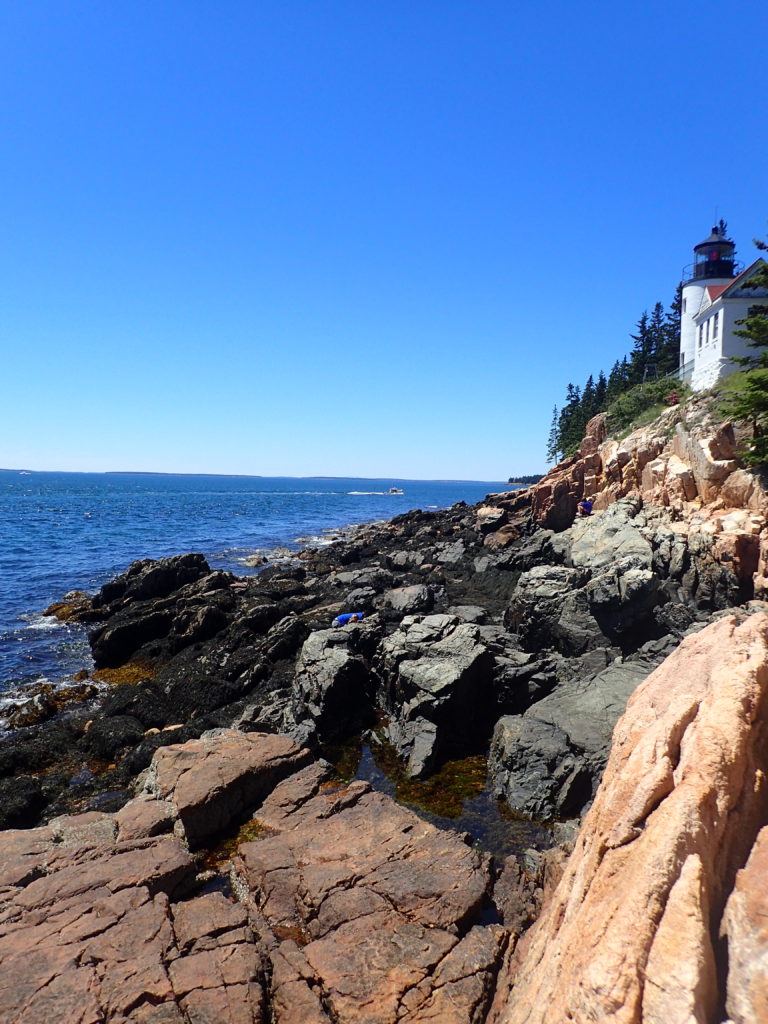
left=508, top=474, right=543, bottom=486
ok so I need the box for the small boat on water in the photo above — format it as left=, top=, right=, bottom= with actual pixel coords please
left=387, top=487, right=404, bottom=495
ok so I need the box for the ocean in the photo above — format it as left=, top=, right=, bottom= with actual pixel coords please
left=0, top=470, right=513, bottom=710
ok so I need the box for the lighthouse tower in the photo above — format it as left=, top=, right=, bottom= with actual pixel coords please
left=680, top=224, right=738, bottom=373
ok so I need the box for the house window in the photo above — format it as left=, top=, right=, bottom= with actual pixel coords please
left=682, top=297, right=687, bottom=312
left=698, top=325, right=702, bottom=348
left=713, top=311, right=719, bottom=338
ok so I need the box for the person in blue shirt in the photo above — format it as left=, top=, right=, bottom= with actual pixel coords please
left=577, top=497, right=593, bottom=517
left=333, top=612, right=365, bottom=627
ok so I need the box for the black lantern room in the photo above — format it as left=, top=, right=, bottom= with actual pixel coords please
left=691, top=224, right=737, bottom=280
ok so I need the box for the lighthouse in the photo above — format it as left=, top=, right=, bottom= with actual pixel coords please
left=680, top=223, right=738, bottom=374
left=678, top=224, right=768, bottom=391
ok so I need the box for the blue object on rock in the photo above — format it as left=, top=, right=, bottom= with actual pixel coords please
left=333, top=612, right=365, bottom=626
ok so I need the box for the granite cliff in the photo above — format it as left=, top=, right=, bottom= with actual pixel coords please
left=1, top=396, right=768, bottom=1021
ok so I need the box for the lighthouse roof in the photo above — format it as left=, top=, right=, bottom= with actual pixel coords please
left=694, top=226, right=734, bottom=251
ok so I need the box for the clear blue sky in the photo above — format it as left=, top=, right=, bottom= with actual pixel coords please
left=2, top=1, right=766, bottom=479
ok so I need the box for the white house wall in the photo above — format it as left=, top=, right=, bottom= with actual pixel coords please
left=721, top=299, right=764, bottom=362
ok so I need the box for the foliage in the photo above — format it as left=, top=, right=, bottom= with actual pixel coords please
left=547, top=289, right=682, bottom=461
left=507, top=473, right=544, bottom=485
left=605, top=378, right=689, bottom=435
left=720, top=237, right=768, bottom=465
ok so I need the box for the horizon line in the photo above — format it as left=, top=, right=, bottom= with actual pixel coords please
left=0, top=467, right=520, bottom=484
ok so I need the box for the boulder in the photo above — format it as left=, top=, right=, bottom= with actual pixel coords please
left=140, top=730, right=313, bottom=847
left=490, top=657, right=662, bottom=819
left=375, top=617, right=494, bottom=777
left=487, top=613, right=768, bottom=1024
left=92, top=553, right=212, bottom=608
left=568, top=497, right=652, bottom=570
left=489, top=716, right=590, bottom=820
left=292, top=629, right=375, bottom=742
left=506, top=565, right=605, bottom=655
left=80, top=713, right=146, bottom=760
left=382, top=584, right=433, bottom=614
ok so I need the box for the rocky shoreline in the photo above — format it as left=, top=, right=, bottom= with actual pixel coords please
left=2, top=400, right=768, bottom=1021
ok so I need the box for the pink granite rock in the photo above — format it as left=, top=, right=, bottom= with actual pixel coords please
left=0, top=822, right=265, bottom=1023
left=721, top=824, right=768, bottom=1023
left=234, top=772, right=500, bottom=1024
left=142, top=729, right=313, bottom=847
left=488, top=613, right=768, bottom=1024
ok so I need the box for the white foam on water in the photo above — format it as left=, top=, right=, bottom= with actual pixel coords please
left=23, top=615, right=63, bottom=632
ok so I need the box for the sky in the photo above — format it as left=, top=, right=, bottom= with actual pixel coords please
left=1, top=1, right=767, bottom=480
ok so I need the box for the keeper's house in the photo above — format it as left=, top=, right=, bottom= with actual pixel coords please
left=680, top=225, right=768, bottom=391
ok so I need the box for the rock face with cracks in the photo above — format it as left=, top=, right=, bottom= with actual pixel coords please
left=0, top=730, right=506, bottom=1024
left=487, top=613, right=768, bottom=1024
left=8, top=402, right=768, bottom=1020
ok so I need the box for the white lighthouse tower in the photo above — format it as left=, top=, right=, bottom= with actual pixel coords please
left=680, top=224, right=739, bottom=376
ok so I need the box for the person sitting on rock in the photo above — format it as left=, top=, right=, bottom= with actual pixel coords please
left=333, top=612, right=364, bottom=627
left=577, top=497, right=593, bottom=517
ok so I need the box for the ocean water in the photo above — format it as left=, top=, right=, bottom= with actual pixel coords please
left=0, top=470, right=513, bottom=703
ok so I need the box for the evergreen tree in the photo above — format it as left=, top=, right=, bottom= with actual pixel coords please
left=558, top=384, right=584, bottom=456
left=657, top=285, right=683, bottom=377
left=646, top=302, right=666, bottom=376
left=547, top=285, right=690, bottom=463
left=545, top=406, right=560, bottom=463
left=628, top=311, right=651, bottom=385
left=606, top=360, right=624, bottom=403
left=581, top=374, right=597, bottom=420
left=721, top=235, right=768, bottom=465
left=594, top=370, right=608, bottom=410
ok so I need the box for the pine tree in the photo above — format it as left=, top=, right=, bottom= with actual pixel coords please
left=545, top=406, right=560, bottom=463
left=646, top=302, right=666, bottom=377
left=606, top=360, right=624, bottom=403
left=558, top=384, right=585, bottom=456
left=594, top=370, right=608, bottom=410
left=628, top=312, right=651, bottom=385
left=582, top=374, right=597, bottom=420
left=657, top=285, right=683, bottom=377
left=721, top=235, right=768, bottom=465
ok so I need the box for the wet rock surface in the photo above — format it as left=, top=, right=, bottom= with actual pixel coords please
left=3, top=475, right=764, bottom=834
left=6, top=408, right=768, bottom=1020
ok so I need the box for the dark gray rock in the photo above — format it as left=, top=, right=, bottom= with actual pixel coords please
left=93, top=553, right=212, bottom=608
left=0, top=775, right=45, bottom=829
left=568, top=497, right=652, bottom=571
left=344, top=586, right=377, bottom=610
left=382, top=584, right=433, bottom=614
left=446, top=604, right=488, bottom=623
left=375, top=616, right=494, bottom=777
left=81, top=714, right=146, bottom=760
left=331, top=567, right=395, bottom=592
left=489, top=716, right=591, bottom=821
left=436, top=539, right=467, bottom=564
left=90, top=610, right=175, bottom=668
left=507, top=565, right=604, bottom=655
left=292, top=628, right=374, bottom=742
left=489, top=652, right=670, bottom=820
left=492, top=650, right=561, bottom=715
